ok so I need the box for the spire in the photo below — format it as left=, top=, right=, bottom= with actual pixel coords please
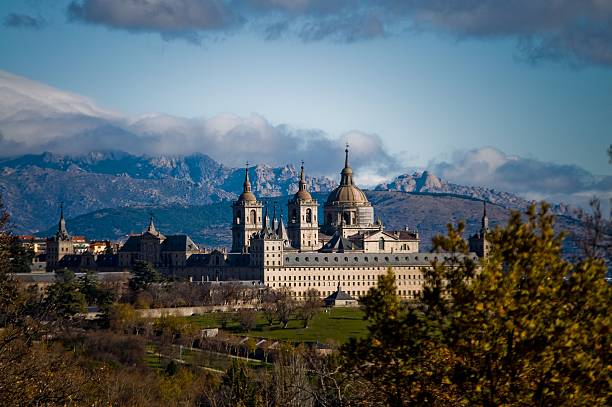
left=345, top=143, right=350, bottom=167
left=56, top=202, right=69, bottom=240
left=272, top=202, right=278, bottom=231
left=243, top=162, right=252, bottom=193
left=299, top=161, right=306, bottom=191
left=262, top=204, right=270, bottom=231
left=340, top=143, right=353, bottom=186
left=147, top=213, right=157, bottom=234
left=236, top=161, right=258, bottom=203
left=277, top=211, right=289, bottom=246
left=293, top=161, right=313, bottom=202
left=481, top=201, right=489, bottom=234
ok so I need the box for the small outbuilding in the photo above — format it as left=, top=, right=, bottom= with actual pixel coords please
left=324, top=284, right=358, bottom=307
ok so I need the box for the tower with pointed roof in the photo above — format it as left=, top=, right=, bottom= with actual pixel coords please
left=46, top=203, right=74, bottom=271
left=323, top=145, right=375, bottom=237
left=287, top=162, right=319, bottom=251
left=231, top=164, right=263, bottom=253
left=469, top=201, right=490, bottom=258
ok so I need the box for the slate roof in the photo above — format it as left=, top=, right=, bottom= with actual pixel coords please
left=185, top=252, right=251, bottom=267
left=282, top=252, right=479, bottom=267
left=353, top=230, right=418, bottom=240
left=120, top=234, right=198, bottom=253
left=325, top=286, right=355, bottom=302
left=119, top=236, right=140, bottom=252
left=320, top=232, right=360, bottom=252
left=95, top=253, right=119, bottom=267
left=161, top=235, right=198, bottom=252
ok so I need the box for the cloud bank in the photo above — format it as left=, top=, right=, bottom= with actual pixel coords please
left=63, top=0, right=612, bottom=66
left=0, top=70, right=399, bottom=181
left=429, top=147, right=612, bottom=211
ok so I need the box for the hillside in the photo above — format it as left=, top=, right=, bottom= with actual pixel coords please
left=376, top=171, right=575, bottom=216
left=40, top=191, right=583, bottom=254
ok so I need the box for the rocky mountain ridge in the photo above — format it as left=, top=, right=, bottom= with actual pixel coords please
left=0, top=151, right=336, bottom=233
left=375, top=171, right=575, bottom=217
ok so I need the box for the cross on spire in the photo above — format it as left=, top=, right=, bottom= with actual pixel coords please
left=344, top=143, right=350, bottom=168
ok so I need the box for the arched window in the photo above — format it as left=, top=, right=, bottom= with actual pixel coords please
left=250, top=209, right=257, bottom=225
left=343, top=212, right=351, bottom=225
left=379, top=238, right=385, bottom=250
left=306, top=208, right=312, bottom=223
left=291, top=209, right=297, bottom=223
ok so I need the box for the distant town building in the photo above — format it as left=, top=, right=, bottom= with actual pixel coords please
left=118, top=217, right=199, bottom=272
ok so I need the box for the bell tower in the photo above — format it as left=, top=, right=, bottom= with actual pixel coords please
left=287, top=163, right=319, bottom=251
left=231, top=164, right=263, bottom=253
left=46, top=202, right=74, bottom=271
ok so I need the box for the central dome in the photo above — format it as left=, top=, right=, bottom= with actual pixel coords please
left=325, top=146, right=369, bottom=205
left=326, top=184, right=368, bottom=205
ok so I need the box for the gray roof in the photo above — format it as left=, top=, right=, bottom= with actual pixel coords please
left=325, top=287, right=355, bottom=301
left=120, top=234, right=198, bottom=253
left=320, top=233, right=360, bottom=252
left=119, top=235, right=140, bottom=252
left=161, top=235, right=198, bottom=252
left=282, top=252, right=479, bottom=267
left=186, top=252, right=251, bottom=267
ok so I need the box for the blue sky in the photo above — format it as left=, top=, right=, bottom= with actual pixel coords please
left=0, top=1, right=610, bottom=208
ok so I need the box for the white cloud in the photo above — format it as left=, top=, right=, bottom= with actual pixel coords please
left=0, top=70, right=399, bottom=179
left=429, top=146, right=612, bottom=213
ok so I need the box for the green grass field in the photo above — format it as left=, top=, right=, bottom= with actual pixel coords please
left=186, top=307, right=368, bottom=344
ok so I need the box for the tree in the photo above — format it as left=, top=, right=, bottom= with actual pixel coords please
left=129, top=260, right=162, bottom=291
left=79, top=270, right=115, bottom=308
left=575, top=198, right=611, bottom=261
left=299, top=288, right=321, bottom=328
left=275, top=286, right=296, bottom=329
left=46, top=269, right=87, bottom=318
left=261, top=289, right=277, bottom=326
left=343, top=203, right=611, bottom=406
left=0, top=195, right=33, bottom=274
left=238, top=308, right=257, bottom=331
left=106, top=302, right=139, bottom=333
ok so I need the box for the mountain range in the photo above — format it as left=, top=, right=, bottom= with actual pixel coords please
left=0, top=151, right=336, bottom=233
left=0, top=150, right=582, bottom=247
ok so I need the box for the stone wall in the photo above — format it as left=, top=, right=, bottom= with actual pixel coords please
left=135, top=304, right=256, bottom=318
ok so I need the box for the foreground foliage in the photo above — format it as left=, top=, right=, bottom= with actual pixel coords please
left=343, top=203, right=611, bottom=406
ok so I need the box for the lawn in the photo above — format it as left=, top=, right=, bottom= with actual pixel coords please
left=185, top=307, right=369, bottom=344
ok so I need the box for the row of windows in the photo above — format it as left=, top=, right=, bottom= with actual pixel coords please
left=266, top=273, right=423, bottom=282
left=285, top=255, right=433, bottom=263
left=273, top=266, right=422, bottom=272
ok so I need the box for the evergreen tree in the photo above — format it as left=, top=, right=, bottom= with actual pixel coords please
left=46, top=269, right=87, bottom=318
left=129, top=260, right=162, bottom=291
